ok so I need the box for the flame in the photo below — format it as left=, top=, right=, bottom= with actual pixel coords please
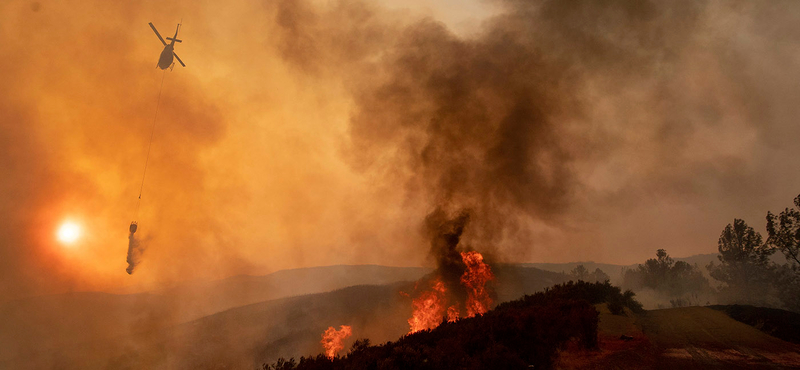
left=446, top=305, right=460, bottom=322
left=408, top=279, right=447, bottom=333
left=407, top=251, right=494, bottom=333
left=321, top=325, right=352, bottom=359
left=460, top=251, right=494, bottom=317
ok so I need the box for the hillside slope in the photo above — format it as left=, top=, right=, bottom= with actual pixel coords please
left=641, top=307, right=800, bottom=369
left=562, top=306, right=800, bottom=369
left=0, top=265, right=567, bottom=369
left=0, top=265, right=429, bottom=366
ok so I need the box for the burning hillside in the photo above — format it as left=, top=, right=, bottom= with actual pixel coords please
left=321, top=325, right=352, bottom=359
left=406, top=209, right=496, bottom=333
left=408, top=251, right=495, bottom=333
left=267, top=281, right=646, bottom=370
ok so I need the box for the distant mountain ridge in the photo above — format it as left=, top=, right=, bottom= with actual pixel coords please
left=523, top=253, right=721, bottom=283
left=0, top=265, right=430, bottom=367
left=0, top=264, right=571, bottom=369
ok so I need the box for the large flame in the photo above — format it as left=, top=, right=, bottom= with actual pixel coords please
left=407, top=279, right=447, bottom=333
left=321, top=325, right=352, bottom=359
left=460, top=251, right=495, bottom=317
left=407, top=251, right=494, bottom=333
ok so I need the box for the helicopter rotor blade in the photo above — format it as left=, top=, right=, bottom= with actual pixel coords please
left=173, top=52, right=186, bottom=67
left=149, top=22, right=167, bottom=46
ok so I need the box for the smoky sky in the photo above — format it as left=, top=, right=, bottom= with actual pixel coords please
left=272, top=0, right=800, bottom=261
left=1, top=0, right=800, bottom=301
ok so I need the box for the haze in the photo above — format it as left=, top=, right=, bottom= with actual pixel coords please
left=2, top=0, right=799, bottom=303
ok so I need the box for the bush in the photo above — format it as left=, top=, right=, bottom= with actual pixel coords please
left=607, top=299, right=625, bottom=315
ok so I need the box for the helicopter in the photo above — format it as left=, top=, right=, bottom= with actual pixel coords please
left=149, top=22, right=185, bottom=70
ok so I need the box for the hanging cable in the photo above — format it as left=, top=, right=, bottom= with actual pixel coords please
left=135, top=70, right=167, bottom=218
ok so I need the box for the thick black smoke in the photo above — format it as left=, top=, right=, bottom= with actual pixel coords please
left=424, top=208, right=471, bottom=302
left=343, top=8, right=589, bottom=252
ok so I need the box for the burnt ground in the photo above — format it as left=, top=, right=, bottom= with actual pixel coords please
left=557, top=304, right=800, bottom=369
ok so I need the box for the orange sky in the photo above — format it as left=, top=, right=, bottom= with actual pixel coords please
left=2, top=0, right=799, bottom=301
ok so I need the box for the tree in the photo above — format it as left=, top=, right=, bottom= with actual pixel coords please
left=349, top=338, right=371, bottom=355
left=569, top=265, right=610, bottom=283
left=641, top=249, right=673, bottom=288
left=766, top=194, right=800, bottom=270
left=766, top=193, right=800, bottom=312
left=774, top=264, right=800, bottom=312
left=708, top=219, right=776, bottom=306
left=623, top=249, right=708, bottom=299
left=570, top=265, right=589, bottom=281
left=593, top=268, right=610, bottom=283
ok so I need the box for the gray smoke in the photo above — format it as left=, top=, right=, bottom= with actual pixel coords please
left=126, top=232, right=146, bottom=275
left=271, top=0, right=796, bottom=261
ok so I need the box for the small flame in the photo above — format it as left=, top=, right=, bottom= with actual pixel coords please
left=460, top=251, right=494, bottom=317
left=408, top=279, right=447, bottom=333
left=321, top=325, right=352, bottom=359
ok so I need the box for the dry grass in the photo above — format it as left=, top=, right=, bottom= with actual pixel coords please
left=557, top=305, right=800, bottom=369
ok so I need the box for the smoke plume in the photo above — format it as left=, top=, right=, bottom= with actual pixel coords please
left=126, top=232, right=146, bottom=275
left=424, top=208, right=471, bottom=302
left=268, top=0, right=800, bottom=262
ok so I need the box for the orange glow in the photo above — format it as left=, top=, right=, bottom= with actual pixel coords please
left=408, top=278, right=447, bottom=333
left=460, top=251, right=495, bottom=317
left=56, top=221, right=81, bottom=245
left=321, top=325, right=352, bottom=359
left=446, top=304, right=459, bottom=322
left=407, top=251, right=494, bottom=334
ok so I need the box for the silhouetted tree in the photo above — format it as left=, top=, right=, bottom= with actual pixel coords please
left=708, top=219, right=777, bottom=306
left=569, top=265, right=609, bottom=283
left=348, top=338, right=370, bottom=355
left=570, top=265, right=589, bottom=281
left=264, top=357, right=297, bottom=370
left=593, top=268, right=610, bottom=282
left=623, top=249, right=709, bottom=299
left=766, top=194, right=800, bottom=270
left=765, top=194, right=800, bottom=312
left=773, top=264, right=800, bottom=312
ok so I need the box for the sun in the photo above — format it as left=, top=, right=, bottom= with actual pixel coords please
left=57, top=221, right=81, bottom=244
